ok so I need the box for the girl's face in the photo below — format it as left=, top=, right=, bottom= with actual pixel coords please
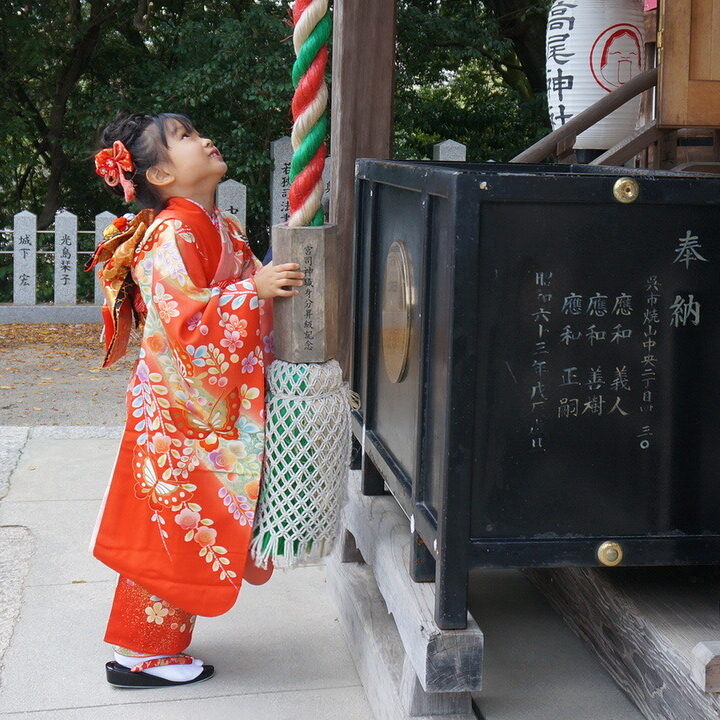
left=155, top=118, right=227, bottom=190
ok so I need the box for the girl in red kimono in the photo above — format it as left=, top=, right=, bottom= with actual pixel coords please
left=88, top=111, right=304, bottom=687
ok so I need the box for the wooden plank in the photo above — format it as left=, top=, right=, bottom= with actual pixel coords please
left=671, top=161, right=720, bottom=173
left=689, top=0, right=720, bottom=81
left=657, top=0, right=691, bottom=126
left=636, top=13, right=657, bottom=169
left=524, top=566, right=720, bottom=718
left=590, top=121, right=663, bottom=166
left=658, top=0, right=720, bottom=127
left=327, top=552, right=475, bottom=720
left=329, top=0, right=396, bottom=378
left=342, top=470, right=483, bottom=693
left=686, top=78, right=720, bottom=125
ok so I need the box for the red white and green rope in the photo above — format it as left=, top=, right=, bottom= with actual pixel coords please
left=288, top=0, right=330, bottom=227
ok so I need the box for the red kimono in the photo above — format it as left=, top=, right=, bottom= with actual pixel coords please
left=90, top=196, right=273, bottom=617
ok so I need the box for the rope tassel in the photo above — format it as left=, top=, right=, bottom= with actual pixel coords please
left=250, top=360, right=352, bottom=569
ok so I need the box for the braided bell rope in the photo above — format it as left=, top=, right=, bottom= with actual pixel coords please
left=247, top=1, right=351, bottom=572
left=288, top=0, right=330, bottom=227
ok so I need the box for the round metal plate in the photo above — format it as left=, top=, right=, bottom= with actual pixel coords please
left=381, top=241, right=414, bottom=383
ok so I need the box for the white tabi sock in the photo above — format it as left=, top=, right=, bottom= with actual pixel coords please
left=113, top=651, right=204, bottom=682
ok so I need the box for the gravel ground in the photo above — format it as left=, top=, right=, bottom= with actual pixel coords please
left=0, top=324, right=136, bottom=425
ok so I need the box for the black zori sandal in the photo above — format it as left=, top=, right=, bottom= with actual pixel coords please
left=106, top=654, right=214, bottom=688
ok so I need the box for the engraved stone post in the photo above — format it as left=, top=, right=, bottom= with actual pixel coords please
left=433, top=139, right=467, bottom=161
left=321, top=155, right=332, bottom=219
left=271, top=223, right=338, bottom=363
left=216, top=179, right=247, bottom=228
left=267, top=140, right=332, bottom=263
left=271, top=136, right=293, bottom=227
left=94, top=212, right=115, bottom=305
left=54, top=211, right=77, bottom=305
left=13, top=211, right=36, bottom=305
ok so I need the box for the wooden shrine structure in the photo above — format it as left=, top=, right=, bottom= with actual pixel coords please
left=325, top=2, right=720, bottom=720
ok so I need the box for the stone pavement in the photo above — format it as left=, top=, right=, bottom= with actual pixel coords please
left=0, top=426, right=372, bottom=719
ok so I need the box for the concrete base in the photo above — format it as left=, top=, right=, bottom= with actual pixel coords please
left=0, top=305, right=102, bottom=323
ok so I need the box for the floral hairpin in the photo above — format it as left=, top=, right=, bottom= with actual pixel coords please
left=94, top=140, right=137, bottom=202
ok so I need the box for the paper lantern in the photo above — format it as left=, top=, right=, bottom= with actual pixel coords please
left=546, top=0, right=645, bottom=151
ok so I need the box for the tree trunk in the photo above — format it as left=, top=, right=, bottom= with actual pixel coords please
left=487, top=0, right=549, bottom=95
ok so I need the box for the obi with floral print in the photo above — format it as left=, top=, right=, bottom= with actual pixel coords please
left=90, top=196, right=273, bottom=617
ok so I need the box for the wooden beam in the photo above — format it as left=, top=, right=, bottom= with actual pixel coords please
left=329, top=0, right=396, bottom=378
left=327, top=553, right=476, bottom=720
left=341, top=470, right=484, bottom=694
left=657, top=0, right=720, bottom=128
left=512, top=69, right=658, bottom=164
left=672, top=161, right=720, bottom=174
left=524, top=566, right=720, bottom=718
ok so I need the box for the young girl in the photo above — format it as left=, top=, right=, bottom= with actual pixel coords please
left=88, top=111, right=304, bottom=688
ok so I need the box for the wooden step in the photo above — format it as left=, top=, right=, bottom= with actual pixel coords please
left=335, top=472, right=645, bottom=719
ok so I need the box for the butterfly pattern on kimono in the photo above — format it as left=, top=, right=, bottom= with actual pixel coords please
left=90, top=196, right=274, bottom=616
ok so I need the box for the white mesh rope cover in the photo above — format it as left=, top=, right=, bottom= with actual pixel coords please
left=249, top=359, right=353, bottom=569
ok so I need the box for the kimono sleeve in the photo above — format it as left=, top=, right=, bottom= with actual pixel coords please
left=149, top=221, right=265, bottom=398
left=222, top=212, right=262, bottom=281
left=221, top=212, right=275, bottom=363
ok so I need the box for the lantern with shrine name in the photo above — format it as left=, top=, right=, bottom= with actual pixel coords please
left=546, top=0, right=645, bottom=159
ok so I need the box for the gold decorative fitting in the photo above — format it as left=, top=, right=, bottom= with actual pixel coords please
left=613, top=177, right=640, bottom=204
left=381, top=241, right=414, bottom=383
left=597, top=540, right=624, bottom=567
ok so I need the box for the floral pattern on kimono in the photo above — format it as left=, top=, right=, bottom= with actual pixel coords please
left=91, top=197, right=273, bottom=616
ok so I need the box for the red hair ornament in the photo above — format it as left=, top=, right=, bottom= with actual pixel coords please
left=94, top=140, right=137, bottom=202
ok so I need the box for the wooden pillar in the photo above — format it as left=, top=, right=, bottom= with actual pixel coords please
left=329, top=0, right=396, bottom=379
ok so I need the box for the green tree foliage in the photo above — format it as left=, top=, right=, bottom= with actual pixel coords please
left=0, top=0, right=297, bottom=246
left=394, top=0, right=551, bottom=161
left=0, top=0, right=551, bottom=251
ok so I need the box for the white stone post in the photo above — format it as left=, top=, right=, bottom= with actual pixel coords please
left=216, top=179, right=247, bottom=228
left=433, top=139, right=467, bottom=161
left=94, top=212, right=115, bottom=305
left=271, top=136, right=293, bottom=227
left=54, top=211, right=77, bottom=305
left=13, top=211, right=36, bottom=305
left=271, top=141, right=332, bottom=224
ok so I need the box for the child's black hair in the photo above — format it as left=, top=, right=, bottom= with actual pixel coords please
left=95, top=110, right=196, bottom=211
